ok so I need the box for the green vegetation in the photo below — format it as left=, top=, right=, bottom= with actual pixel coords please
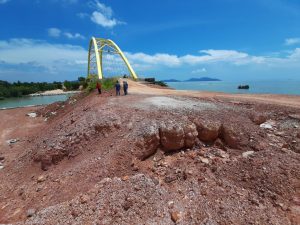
left=0, top=80, right=63, bottom=98
left=86, top=75, right=118, bottom=93
left=0, top=76, right=121, bottom=99
left=0, top=77, right=87, bottom=98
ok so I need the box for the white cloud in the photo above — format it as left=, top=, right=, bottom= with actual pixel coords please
left=94, top=1, right=113, bottom=17
left=0, top=0, right=10, bottom=4
left=1, top=38, right=300, bottom=81
left=48, top=28, right=61, bottom=38
left=90, top=1, right=125, bottom=28
left=48, top=28, right=85, bottom=40
left=285, top=38, right=300, bottom=46
left=0, top=38, right=87, bottom=79
left=124, top=49, right=267, bottom=68
left=126, top=52, right=181, bottom=67
left=192, top=68, right=206, bottom=74
left=64, top=32, right=85, bottom=39
left=180, top=50, right=263, bottom=65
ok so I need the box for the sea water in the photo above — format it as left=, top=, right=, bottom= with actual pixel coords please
left=0, top=94, right=72, bottom=109
left=166, top=80, right=300, bottom=95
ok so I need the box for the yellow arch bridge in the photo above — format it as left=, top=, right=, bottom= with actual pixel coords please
left=87, top=37, right=138, bottom=80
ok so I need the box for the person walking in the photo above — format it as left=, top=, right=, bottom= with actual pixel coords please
left=115, top=80, right=121, bottom=96
left=96, top=80, right=102, bottom=94
left=123, top=81, right=128, bottom=95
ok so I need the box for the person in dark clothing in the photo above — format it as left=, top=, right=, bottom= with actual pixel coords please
left=96, top=80, right=102, bottom=94
left=123, top=81, right=128, bottom=95
left=115, top=80, right=121, bottom=96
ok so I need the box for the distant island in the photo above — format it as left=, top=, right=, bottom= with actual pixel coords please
left=161, top=79, right=181, bottom=82
left=162, top=77, right=221, bottom=82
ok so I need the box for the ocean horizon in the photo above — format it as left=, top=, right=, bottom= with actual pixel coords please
left=166, top=80, right=300, bottom=96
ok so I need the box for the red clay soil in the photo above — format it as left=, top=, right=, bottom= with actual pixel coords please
left=0, top=81, right=299, bottom=225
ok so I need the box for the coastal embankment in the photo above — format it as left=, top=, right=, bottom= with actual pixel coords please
left=28, top=89, right=80, bottom=96
left=0, top=79, right=299, bottom=224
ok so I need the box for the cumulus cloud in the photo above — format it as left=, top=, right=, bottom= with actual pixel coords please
left=48, top=28, right=85, bottom=39
left=90, top=1, right=125, bottom=28
left=1, top=38, right=300, bottom=81
left=64, top=32, right=85, bottom=39
left=125, top=52, right=181, bottom=67
left=285, top=38, right=300, bottom=46
left=0, top=0, right=10, bottom=4
left=48, top=28, right=61, bottom=38
left=0, top=38, right=87, bottom=80
left=125, top=49, right=267, bottom=68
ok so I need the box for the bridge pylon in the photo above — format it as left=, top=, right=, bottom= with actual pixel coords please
left=87, top=37, right=138, bottom=80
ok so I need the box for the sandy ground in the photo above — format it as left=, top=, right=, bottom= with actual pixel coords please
left=29, top=89, right=80, bottom=96
left=127, top=79, right=300, bottom=108
left=0, top=81, right=299, bottom=224
left=0, top=106, right=44, bottom=149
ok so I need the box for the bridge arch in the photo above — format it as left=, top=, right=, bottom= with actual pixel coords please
left=87, top=37, right=138, bottom=80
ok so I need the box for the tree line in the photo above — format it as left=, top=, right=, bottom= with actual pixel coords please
left=0, top=77, right=87, bottom=98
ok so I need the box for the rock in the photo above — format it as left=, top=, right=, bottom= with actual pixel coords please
left=215, top=149, right=228, bottom=158
left=0, top=163, right=4, bottom=170
left=170, top=211, right=181, bottom=223
left=242, top=151, right=255, bottom=158
left=183, top=123, right=198, bottom=148
left=168, top=201, right=175, bottom=209
left=134, top=124, right=160, bottom=160
left=37, top=175, right=46, bottom=183
left=160, top=121, right=185, bottom=151
left=220, top=124, right=240, bottom=149
left=194, top=120, right=221, bottom=142
left=297, top=132, right=300, bottom=139
left=6, top=139, right=19, bottom=144
left=121, top=176, right=129, bottom=181
left=0, top=156, right=4, bottom=161
left=249, top=113, right=267, bottom=125
left=27, top=112, right=37, bottom=118
left=199, top=157, right=209, bottom=164
left=80, top=194, right=89, bottom=204
left=260, top=120, right=276, bottom=129
left=26, top=208, right=36, bottom=217
left=160, top=120, right=198, bottom=152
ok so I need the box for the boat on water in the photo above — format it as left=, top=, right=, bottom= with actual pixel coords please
left=238, top=85, right=250, bottom=89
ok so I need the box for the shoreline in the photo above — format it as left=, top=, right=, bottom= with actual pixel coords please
left=0, top=79, right=299, bottom=224
left=0, top=104, right=44, bottom=111
left=2, top=84, right=300, bottom=110
left=29, top=89, right=80, bottom=96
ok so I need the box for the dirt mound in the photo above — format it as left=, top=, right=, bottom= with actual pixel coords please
left=18, top=174, right=174, bottom=225
left=0, top=86, right=299, bottom=224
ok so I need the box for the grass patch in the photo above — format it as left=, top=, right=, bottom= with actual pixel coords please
left=86, top=75, right=118, bottom=93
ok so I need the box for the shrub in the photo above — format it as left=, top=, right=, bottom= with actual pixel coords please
left=86, top=76, right=118, bottom=93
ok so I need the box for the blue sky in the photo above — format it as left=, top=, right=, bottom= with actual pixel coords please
left=0, top=0, right=300, bottom=82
